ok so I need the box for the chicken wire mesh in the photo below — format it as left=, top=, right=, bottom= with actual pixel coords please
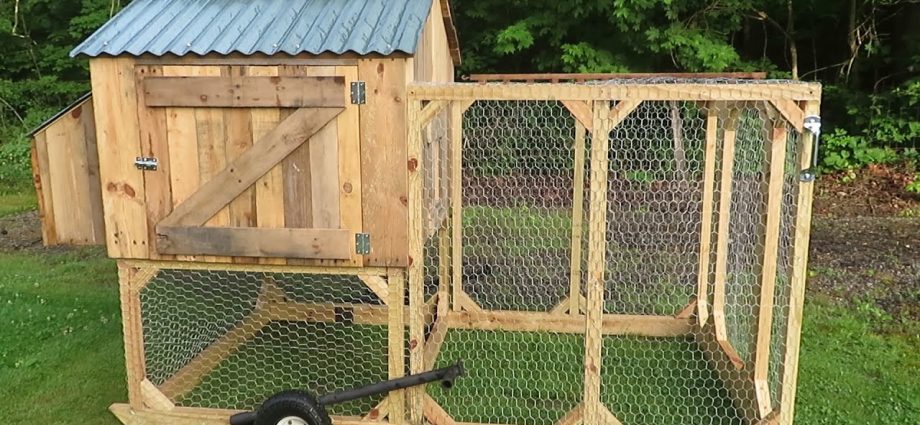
left=414, top=84, right=806, bottom=425
left=138, top=268, right=391, bottom=416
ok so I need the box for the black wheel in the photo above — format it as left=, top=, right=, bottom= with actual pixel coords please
left=254, top=390, right=332, bottom=425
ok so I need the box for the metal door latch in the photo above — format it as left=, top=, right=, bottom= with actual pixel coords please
left=134, top=157, right=158, bottom=171
left=800, top=115, right=821, bottom=182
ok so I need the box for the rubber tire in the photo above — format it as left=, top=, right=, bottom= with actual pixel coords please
left=254, top=390, right=332, bottom=425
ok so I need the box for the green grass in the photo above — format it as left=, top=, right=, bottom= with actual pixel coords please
left=0, top=248, right=122, bottom=424
left=0, top=190, right=36, bottom=217
left=0, top=193, right=915, bottom=423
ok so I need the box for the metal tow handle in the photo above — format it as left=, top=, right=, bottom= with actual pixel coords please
left=800, top=115, right=821, bottom=182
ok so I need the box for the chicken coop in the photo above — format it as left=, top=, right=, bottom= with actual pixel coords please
left=32, top=0, right=822, bottom=424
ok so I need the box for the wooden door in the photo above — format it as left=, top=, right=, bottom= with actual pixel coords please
left=136, top=64, right=364, bottom=265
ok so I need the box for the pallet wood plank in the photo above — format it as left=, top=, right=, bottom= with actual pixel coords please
left=157, top=226, right=352, bottom=259
left=224, top=67, right=258, bottom=231
left=143, top=76, right=345, bottom=107
left=406, top=97, right=425, bottom=424
left=279, top=66, right=315, bottom=233
left=32, top=133, right=57, bottom=245
left=135, top=66, right=173, bottom=258
left=159, top=107, right=343, bottom=228
left=90, top=58, right=149, bottom=258
left=248, top=66, right=287, bottom=265
left=80, top=100, right=106, bottom=244
left=359, top=59, right=409, bottom=266
left=334, top=65, right=364, bottom=266
left=194, top=66, right=232, bottom=263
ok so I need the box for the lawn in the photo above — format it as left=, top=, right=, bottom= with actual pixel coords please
left=0, top=201, right=916, bottom=424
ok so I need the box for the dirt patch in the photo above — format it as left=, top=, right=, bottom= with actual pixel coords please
left=814, top=163, right=920, bottom=217
left=0, top=211, right=43, bottom=251
left=808, top=216, right=920, bottom=322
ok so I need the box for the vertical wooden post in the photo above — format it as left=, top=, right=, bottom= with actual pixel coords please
left=450, top=101, right=464, bottom=312
left=568, top=119, right=588, bottom=315
left=437, top=221, right=451, bottom=317
left=117, top=262, right=148, bottom=410
left=696, top=103, right=719, bottom=326
left=387, top=268, right=407, bottom=425
left=406, top=98, right=425, bottom=425
left=713, top=108, right=741, bottom=345
left=779, top=100, right=820, bottom=425
left=583, top=100, right=612, bottom=424
left=753, top=124, right=789, bottom=417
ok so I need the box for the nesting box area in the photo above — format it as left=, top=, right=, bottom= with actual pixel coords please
left=31, top=1, right=823, bottom=424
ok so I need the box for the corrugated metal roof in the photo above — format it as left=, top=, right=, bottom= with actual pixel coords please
left=70, top=0, right=433, bottom=58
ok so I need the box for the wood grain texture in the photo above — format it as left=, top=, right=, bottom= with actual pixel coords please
left=32, top=133, right=57, bottom=245
left=753, top=125, right=789, bottom=417
left=90, top=58, right=149, bottom=258
left=696, top=104, right=720, bottom=326
left=712, top=109, right=740, bottom=346
left=387, top=269, right=406, bottom=425
left=247, top=66, right=286, bottom=265
left=359, top=59, right=410, bottom=266
left=568, top=119, right=588, bottom=315
left=134, top=66, right=173, bottom=259
left=157, top=226, right=352, bottom=259
left=159, top=107, right=342, bottom=228
left=142, top=76, right=345, bottom=108
left=446, top=311, right=693, bottom=337
left=223, top=67, right=258, bottom=235
left=583, top=100, right=613, bottom=424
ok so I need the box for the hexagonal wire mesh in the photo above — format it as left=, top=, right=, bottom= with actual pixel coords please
left=139, top=268, right=390, bottom=417
left=414, top=81, right=806, bottom=425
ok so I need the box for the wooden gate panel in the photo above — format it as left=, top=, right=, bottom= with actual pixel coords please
left=135, top=63, right=359, bottom=263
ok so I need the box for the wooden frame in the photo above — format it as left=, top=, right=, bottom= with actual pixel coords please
left=109, top=81, right=817, bottom=425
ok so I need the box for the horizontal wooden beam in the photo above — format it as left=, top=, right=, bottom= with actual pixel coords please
left=262, top=301, right=390, bottom=325
left=122, top=259, right=388, bottom=276
left=408, top=83, right=822, bottom=102
left=110, top=404, right=387, bottom=425
left=143, top=76, right=345, bottom=108
left=446, top=310, right=693, bottom=337
left=156, top=226, right=353, bottom=260
left=465, top=72, right=768, bottom=83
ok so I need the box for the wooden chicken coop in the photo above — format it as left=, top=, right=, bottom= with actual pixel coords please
left=32, top=0, right=822, bottom=424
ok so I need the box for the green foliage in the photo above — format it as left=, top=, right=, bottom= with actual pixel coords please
left=906, top=174, right=920, bottom=194
left=821, top=128, right=899, bottom=172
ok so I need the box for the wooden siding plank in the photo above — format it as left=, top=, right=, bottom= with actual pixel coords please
left=223, top=67, right=258, bottom=230
left=158, top=107, right=343, bottom=228
left=46, top=109, right=88, bottom=243
left=135, top=65, right=173, bottom=259
left=247, top=66, right=286, bottom=265
left=80, top=100, right=106, bottom=244
left=142, top=76, right=346, bottom=108
left=157, top=226, right=352, bottom=259
left=89, top=58, right=149, bottom=258
left=193, top=66, right=231, bottom=263
left=279, top=66, right=314, bottom=233
left=304, top=66, right=341, bottom=230
left=163, top=66, right=208, bottom=261
left=335, top=65, right=364, bottom=266
left=359, top=59, right=410, bottom=266
left=32, top=133, right=57, bottom=245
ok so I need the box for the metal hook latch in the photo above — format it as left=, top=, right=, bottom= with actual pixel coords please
left=800, top=115, right=821, bottom=182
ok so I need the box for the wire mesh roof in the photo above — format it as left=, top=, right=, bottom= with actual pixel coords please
left=70, top=0, right=433, bottom=58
